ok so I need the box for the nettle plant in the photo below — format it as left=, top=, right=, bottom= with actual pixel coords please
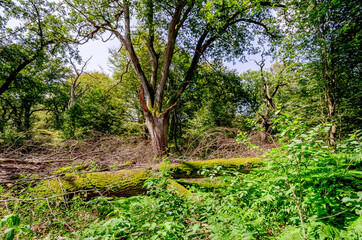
left=236, top=130, right=260, bottom=151
left=0, top=214, right=32, bottom=240
left=266, top=117, right=361, bottom=237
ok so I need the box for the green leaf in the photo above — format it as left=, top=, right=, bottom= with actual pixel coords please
left=20, top=226, right=33, bottom=234
left=357, top=192, right=362, bottom=201
left=0, top=218, right=7, bottom=229
left=164, top=222, right=172, bottom=231
left=8, top=215, right=20, bottom=228
left=189, top=223, right=200, bottom=234
left=3, top=228, right=15, bottom=240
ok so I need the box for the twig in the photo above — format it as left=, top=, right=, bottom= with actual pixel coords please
left=46, top=198, right=74, bottom=231
left=0, top=190, right=93, bottom=202
left=311, top=208, right=352, bottom=220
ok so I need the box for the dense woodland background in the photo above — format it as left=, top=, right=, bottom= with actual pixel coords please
left=0, top=0, right=361, bottom=239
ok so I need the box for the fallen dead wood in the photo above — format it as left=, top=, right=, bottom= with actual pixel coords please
left=176, top=178, right=225, bottom=190
left=164, top=157, right=261, bottom=178
left=35, top=158, right=261, bottom=198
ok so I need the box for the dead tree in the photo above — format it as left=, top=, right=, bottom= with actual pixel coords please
left=255, top=54, right=286, bottom=142
left=68, top=57, right=91, bottom=110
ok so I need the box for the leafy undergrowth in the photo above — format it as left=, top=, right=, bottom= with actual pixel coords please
left=1, top=127, right=361, bottom=239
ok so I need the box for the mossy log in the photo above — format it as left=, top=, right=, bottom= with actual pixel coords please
left=35, top=158, right=261, bottom=198
left=37, top=168, right=151, bottom=197
left=166, top=157, right=262, bottom=178
left=176, top=178, right=226, bottom=190
left=167, top=179, right=194, bottom=198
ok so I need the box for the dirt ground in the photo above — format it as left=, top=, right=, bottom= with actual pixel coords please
left=0, top=130, right=274, bottom=185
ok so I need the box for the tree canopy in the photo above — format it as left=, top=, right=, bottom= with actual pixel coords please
left=0, top=0, right=360, bottom=152
left=0, top=1, right=361, bottom=239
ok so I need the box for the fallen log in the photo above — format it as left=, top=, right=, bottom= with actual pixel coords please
left=176, top=178, right=225, bottom=191
left=167, top=179, right=194, bottom=198
left=164, top=157, right=262, bottom=178
left=35, top=157, right=261, bottom=198
left=37, top=168, right=151, bottom=197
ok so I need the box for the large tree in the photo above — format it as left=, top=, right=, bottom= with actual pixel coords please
left=0, top=57, right=70, bottom=133
left=280, top=0, right=361, bottom=145
left=0, top=0, right=74, bottom=96
left=67, top=0, right=283, bottom=156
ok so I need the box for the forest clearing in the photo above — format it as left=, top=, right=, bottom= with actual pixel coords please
left=1, top=0, right=361, bottom=239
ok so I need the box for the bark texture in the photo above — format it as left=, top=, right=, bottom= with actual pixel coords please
left=35, top=157, right=261, bottom=198
left=145, top=114, right=170, bottom=157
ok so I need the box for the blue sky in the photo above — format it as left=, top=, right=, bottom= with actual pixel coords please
left=78, top=38, right=272, bottom=76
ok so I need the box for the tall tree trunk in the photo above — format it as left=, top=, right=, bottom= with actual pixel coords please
left=327, top=90, right=337, bottom=146
left=324, top=54, right=337, bottom=147
left=329, top=124, right=337, bottom=146
left=172, top=110, right=180, bottom=153
left=68, top=86, right=75, bottom=110
left=24, top=107, right=31, bottom=131
left=145, top=113, right=170, bottom=157
left=260, top=100, right=270, bottom=142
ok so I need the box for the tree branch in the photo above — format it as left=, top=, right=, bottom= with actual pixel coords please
left=146, top=1, right=159, bottom=89
left=155, top=0, right=187, bottom=109
left=102, top=60, right=131, bottom=100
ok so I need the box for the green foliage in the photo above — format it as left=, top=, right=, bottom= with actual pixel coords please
left=1, top=0, right=361, bottom=239
left=0, top=187, right=98, bottom=239
left=60, top=72, right=131, bottom=138
left=0, top=0, right=73, bottom=95
left=279, top=0, right=362, bottom=140
left=264, top=120, right=361, bottom=237
left=1, top=124, right=361, bottom=239
left=177, top=62, right=251, bottom=142
left=0, top=58, right=70, bottom=146
left=78, top=176, right=193, bottom=239
left=0, top=214, right=32, bottom=240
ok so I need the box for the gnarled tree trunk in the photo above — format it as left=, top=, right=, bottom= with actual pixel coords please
left=145, top=114, right=170, bottom=157
left=257, top=56, right=284, bottom=143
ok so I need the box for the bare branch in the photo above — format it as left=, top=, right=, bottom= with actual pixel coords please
left=102, top=60, right=131, bottom=100
left=68, top=57, right=92, bottom=109
left=161, top=102, right=178, bottom=117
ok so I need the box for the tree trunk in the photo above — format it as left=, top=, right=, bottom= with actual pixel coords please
left=24, top=103, right=31, bottom=131
left=33, top=158, right=262, bottom=198
left=329, top=124, right=337, bottom=146
left=326, top=82, right=337, bottom=147
left=260, top=100, right=271, bottom=142
left=145, top=113, right=170, bottom=157
left=68, top=86, right=75, bottom=110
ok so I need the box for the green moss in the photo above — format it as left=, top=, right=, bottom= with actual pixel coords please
left=36, top=168, right=152, bottom=197
left=35, top=158, right=261, bottom=199
left=119, top=161, right=133, bottom=168
left=169, top=157, right=262, bottom=178
left=167, top=179, right=193, bottom=198
left=176, top=178, right=225, bottom=190
left=50, top=165, right=84, bottom=175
